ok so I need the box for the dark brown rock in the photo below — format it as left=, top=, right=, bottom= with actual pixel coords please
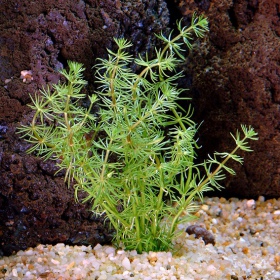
left=186, top=224, right=215, bottom=246
left=0, top=0, right=169, bottom=256
left=176, top=0, right=280, bottom=198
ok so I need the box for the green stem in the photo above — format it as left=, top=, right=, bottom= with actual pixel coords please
left=109, top=47, right=124, bottom=108
left=131, top=63, right=161, bottom=100
left=169, top=143, right=243, bottom=235
left=101, top=201, right=130, bottom=229
left=132, top=195, right=142, bottom=253
left=100, top=138, right=114, bottom=182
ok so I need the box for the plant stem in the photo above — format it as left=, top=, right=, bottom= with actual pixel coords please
left=169, top=143, right=242, bottom=235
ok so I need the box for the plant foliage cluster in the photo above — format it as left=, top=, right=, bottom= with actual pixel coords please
left=18, top=14, right=258, bottom=253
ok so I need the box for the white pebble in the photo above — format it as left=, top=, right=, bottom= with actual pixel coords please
left=94, top=244, right=102, bottom=250
left=211, top=218, right=218, bottom=224
left=12, top=268, right=18, bottom=277
left=105, top=246, right=115, bottom=255
left=246, top=199, right=256, bottom=209
left=122, top=257, right=131, bottom=270
left=51, top=259, right=60, bottom=265
left=206, top=264, right=217, bottom=275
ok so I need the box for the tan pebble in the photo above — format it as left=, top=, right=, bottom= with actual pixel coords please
left=222, top=241, right=231, bottom=246
left=148, top=256, right=158, bottom=265
left=21, top=256, right=27, bottom=265
left=66, top=261, right=75, bottom=269
left=201, top=204, right=209, bottom=211
left=194, top=211, right=201, bottom=217
left=188, top=235, right=196, bottom=240
left=262, top=249, right=268, bottom=256
left=275, top=255, right=280, bottom=264
left=242, top=247, right=249, bottom=254
left=28, top=264, right=34, bottom=270
left=219, top=264, right=226, bottom=271
left=148, top=252, right=158, bottom=265
left=230, top=231, right=239, bottom=238
left=273, top=215, right=280, bottom=221
left=232, top=213, right=239, bottom=219
left=204, top=221, right=211, bottom=229
left=221, top=211, right=230, bottom=220
left=223, top=204, right=231, bottom=212
left=211, top=226, right=217, bottom=233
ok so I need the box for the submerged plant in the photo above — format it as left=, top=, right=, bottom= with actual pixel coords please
left=18, top=14, right=258, bottom=253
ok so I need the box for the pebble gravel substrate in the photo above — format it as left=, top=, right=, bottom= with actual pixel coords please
left=1, top=196, right=280, bottom=280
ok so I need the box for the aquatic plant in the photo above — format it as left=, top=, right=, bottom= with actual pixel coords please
left=18, top=14, right=258, bottom=253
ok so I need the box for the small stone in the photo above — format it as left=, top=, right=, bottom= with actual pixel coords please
left=51, top=259, right=60, bottom=265
left=20, top=70, right=33, bottom=83
left=4, top=78, right=12, bottom=84
left=246, top=199, right=256, bottom=209
left=122, top=257, right=131, bottom=270
left=201, top=204, right=209, bottom=211
left=148, top=253, right=158, bottom=265
left=12, top=268, right=18, bottom=277
left=206, top=264, right=217, bottom=275
left=93, top=244, right=102, bottom=251
left=66, top=261, right=75, bottom=270
left=275, top=255, right=280, bottom=264
left=242, top=247, right=249, bottom=254
left=236, top=217, right=243, bottom=222
left=186, top=225, right=215, bottom=246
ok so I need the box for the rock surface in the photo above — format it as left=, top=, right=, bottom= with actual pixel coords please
left=176, top=0, right=280, bottom=198
left=0, top=0, right=169, bottom=256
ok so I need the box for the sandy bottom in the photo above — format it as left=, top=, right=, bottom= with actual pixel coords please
left=1, top=196, right=280, bottom=280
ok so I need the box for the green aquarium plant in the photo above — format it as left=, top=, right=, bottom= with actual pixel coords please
left=18, top=14, right=258, bottom=253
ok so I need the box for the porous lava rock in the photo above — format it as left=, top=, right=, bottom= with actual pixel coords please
left=0, top=0, right=169, bottom=256
left=176, top=0, right=280, bottom=198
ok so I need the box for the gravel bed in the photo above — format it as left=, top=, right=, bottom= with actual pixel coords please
left=1, top=196, right=280, bottom=280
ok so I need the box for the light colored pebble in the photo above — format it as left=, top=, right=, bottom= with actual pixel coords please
left=122, top=257, right=131, bottom=270
left=201, top=204, right=209, bottom=211
left=246, top=199, right=256, bottom=209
